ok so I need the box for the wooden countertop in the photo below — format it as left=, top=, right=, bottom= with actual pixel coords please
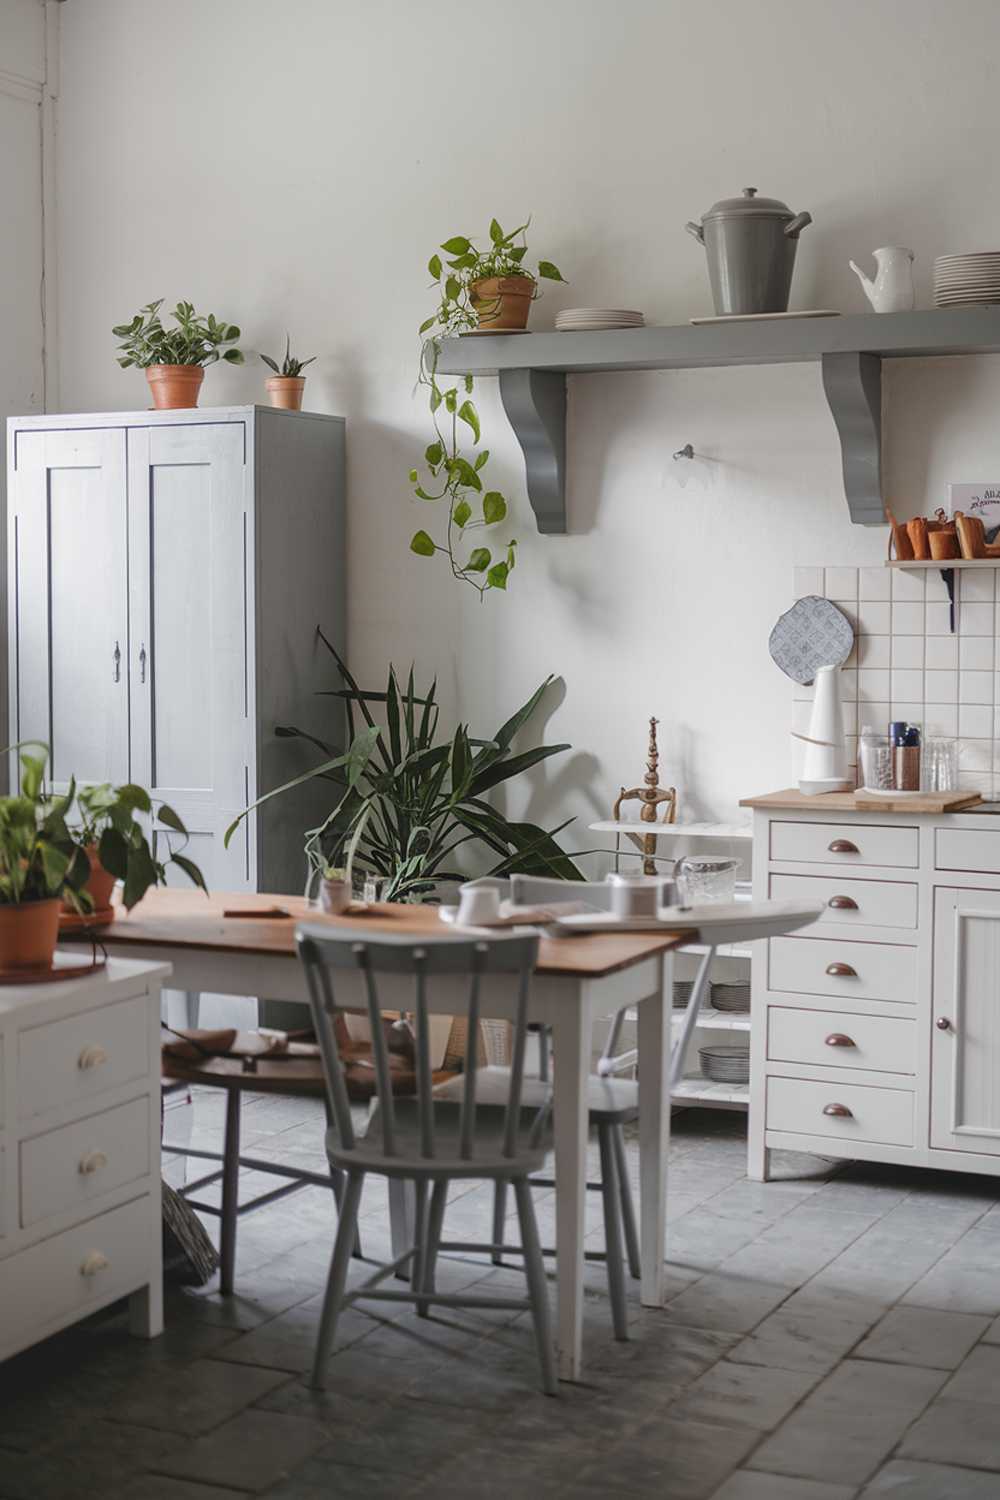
left=740, top=787, right=982, bottom=814
left=94, top=889, right=686, bottom=979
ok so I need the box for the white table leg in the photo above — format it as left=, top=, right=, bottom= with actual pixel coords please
left=551, top=992, right=590, bottom=1382
left=638, top=951, right=672, bottom=1306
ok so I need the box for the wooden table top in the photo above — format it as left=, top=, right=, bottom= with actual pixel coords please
left=740, top=786, right=983, bottom=814
left=99, top=889, right=686, bottom=979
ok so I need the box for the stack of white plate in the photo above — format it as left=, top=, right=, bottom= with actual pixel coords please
left=934, top=253, right=1000, bottom=307
left=555, top=308, right=645, bottom=331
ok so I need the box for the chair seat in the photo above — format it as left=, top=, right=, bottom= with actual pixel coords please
left=326, top=1094, right=548, bottom=1179
left=434, top=1065, right=639, bottom=1123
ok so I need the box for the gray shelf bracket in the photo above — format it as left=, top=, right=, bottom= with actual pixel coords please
left=498, top=368, right=567, bottom=535
left=821, top=351, right=884, bottom=526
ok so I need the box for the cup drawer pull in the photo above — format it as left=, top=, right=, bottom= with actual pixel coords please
left=828, top=839, right=859, bottom=854
left=78, top=1150, right=109, bottom=1176
left=825, top=962, right=857, bottom=978
left=77, top=1045, right=108, bottom=1071
left=825, top=1033, right=857, bottom=1048
left=822, top=1102, right=854, bottom=1119
left=79, top=1250, right=110, bottom=1278
left=827, top=895, right=859, bottom=910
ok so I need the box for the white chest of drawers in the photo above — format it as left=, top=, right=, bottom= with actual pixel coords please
left=0, top=957, right=169, bottom=1362
left=748, top=792, right=1000, bottom=1182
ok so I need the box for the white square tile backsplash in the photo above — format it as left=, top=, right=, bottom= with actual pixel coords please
left=795, top=566, right=1000, bottom=795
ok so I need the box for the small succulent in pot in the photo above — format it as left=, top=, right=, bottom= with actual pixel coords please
left=113, top=299, right=244, bottom=410
left=260, top=336, right=316, bottom=411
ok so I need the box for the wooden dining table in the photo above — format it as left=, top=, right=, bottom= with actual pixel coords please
left=89, top=889, right=685, bottom=1381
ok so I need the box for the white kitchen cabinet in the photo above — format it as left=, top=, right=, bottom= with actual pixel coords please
left=7, top=407, right=345, bottom=897
left=931, top=886, right=1000, bottom=1158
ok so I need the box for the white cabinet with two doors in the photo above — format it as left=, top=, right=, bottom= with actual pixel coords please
left=749, top=797, right=1000, bottom=1179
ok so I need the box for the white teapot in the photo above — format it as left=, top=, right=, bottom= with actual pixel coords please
left=849, top=247, right=915, bottom=313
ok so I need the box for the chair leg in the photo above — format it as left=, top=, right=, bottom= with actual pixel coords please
left=411, top=1180, right=429, bottom=1317
left=491, top=1180, right=508, bottom=1265
left=323, top=1100, right=363, bottom=1260
left=513, top=1177, right=558, bottom=1396
left=309, top=1170, right=364, bottom=1390
left=611, top=1122, right=641, bottom=1280
left=219, top=1089, right=241, bottom=1296
left=598, top=1123, right=629, bottom=1341
left=420, top=1179, right=449, bottom=1318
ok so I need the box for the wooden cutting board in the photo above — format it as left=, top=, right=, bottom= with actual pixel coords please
left=741, top=787, right=983, bottom=814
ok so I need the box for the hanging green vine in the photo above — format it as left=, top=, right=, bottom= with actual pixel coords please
left=409, top=218, right=565, bottom=597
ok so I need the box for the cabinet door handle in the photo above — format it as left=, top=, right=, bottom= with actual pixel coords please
left=78, top=1150, right=108, bottom=1176
left=825, top=1033, right=856, bottom=1048
left=936, top=1017, right=952, bottom=1031
left=828, top=839, right=859, bottom=854
left=79, top=1250, right=110, bottom=1278
left=827, top=895, right=859, bottom=910
left=825, top=962, right=857, bottom=978
left=77, top=1044, right=108, bottom=1071
left=112, top=641, right=121, bottom=683
left=822, top=1102, right=854, bottom=1118
left=139, top=644, right=147, bottom=684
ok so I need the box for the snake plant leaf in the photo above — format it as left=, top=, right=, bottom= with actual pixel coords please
left=469, top=741, right=572, bottom=797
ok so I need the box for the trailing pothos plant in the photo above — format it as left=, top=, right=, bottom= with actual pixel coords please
left=410, top=218, right=565, bottom=597
left=224, top=630, right=582, bottom=902
left=73, top=782, right=208, bottom=910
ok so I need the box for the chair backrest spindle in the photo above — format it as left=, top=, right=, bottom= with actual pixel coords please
left=459, top=944, right=486, bottom=1160
left=413, top=950, right=434, bottom=1159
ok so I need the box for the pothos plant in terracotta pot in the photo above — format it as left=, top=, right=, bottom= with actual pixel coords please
left=410, top=218, right=565, bottom=597
left=113, top=299, right=244, bottom=409
left=0, top=745, right=91, bottom=971
left=70, top=781, right=208, bottom=917
left=260, top=336, right=316, bottom=411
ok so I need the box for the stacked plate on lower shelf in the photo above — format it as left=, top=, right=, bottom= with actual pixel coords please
left=934, top=253, right=1000, bottom=307
left=699, top=1044, right=750, bottom=1085
left=555, top=308, right=645, bottom=331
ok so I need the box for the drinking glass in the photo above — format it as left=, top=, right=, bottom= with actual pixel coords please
left=923, top=738, right=958, bottom=793
left=674, top=855, right=738, bottom=906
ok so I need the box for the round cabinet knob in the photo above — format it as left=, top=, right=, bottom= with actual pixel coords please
left=79, top=1250, right=110, bottom=1278
left=827, top=895, right=859, bottom=911
left=936, top=1017, right=952, bottom=1031
left=78, top=1151, right=108, bottom=1176
left=77, top=1044, right=108, bottom=1071
left=822, top=1102, right=854, bottom=1118
left=828, top=839, right=859, bottom=854
left=825, top=1033, right=856, bottom=1048
left=825, top=962, right=858, bottom=978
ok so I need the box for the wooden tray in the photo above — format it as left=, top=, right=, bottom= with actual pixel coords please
left=59, top=906, right=116, bottom=933
left=0, top=952, right=106, bottom=986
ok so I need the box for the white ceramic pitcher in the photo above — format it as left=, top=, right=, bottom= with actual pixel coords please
left=849, top=247, right=915, bottom=313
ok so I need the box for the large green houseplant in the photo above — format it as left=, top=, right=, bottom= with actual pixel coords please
left=113, top=298, right=244, bottom=410
left=225, top=632, right=582, bottom=902
left=0, top=745, right=90, bottom=970
left=410, top=218, right=565, bottom=598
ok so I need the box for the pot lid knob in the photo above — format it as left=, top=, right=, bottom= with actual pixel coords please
left=743, top=187, right=757, bottom=198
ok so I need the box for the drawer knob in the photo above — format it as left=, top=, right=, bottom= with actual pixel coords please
left=828, top=839, right=859, bottom=855
left=825, top=1033, right=857, bottom=1048
left=79, top=1250, right=110, bottom=1278
left=78, top=1045, right=108, bottom=1071
left=936, top=1017, right=952, bottom=1032
left=78, top=1150, right=108, bottom=1176
left=827, top=895, right=859, bottom=911
left=822, top=1102, right=854, bottom=1119
left=825, top=962, right=858, bottom=978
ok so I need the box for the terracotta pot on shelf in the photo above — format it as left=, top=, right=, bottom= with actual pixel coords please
left=0, top=898, right=61, bottom=972
left=469, top=275, right=535, bottom=331
left=145, top=364, right=204, bottom=410
left=265, top=376, right=306, bottom=411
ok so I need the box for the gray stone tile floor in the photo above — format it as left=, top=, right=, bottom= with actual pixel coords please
left=3, top=1089, right=1000, bottom=1497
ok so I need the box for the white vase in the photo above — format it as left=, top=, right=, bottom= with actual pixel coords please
left=799, top=664, right=851, bottom=795
left=849, top=247, right=915, bottom=313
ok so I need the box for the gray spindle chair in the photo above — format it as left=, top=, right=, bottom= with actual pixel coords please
left=297, top=923, right=558, bottom=1396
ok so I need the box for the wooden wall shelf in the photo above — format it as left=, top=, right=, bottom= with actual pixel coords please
left=438, top=308, right=1000, bottom=535
left=886, top=558, right=1000, bottom=570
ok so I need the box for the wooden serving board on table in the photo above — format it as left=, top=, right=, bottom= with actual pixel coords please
left=740, top=787, right=983, bottom=814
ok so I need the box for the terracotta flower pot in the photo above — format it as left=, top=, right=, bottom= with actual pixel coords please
left=266, top=376, right=306, bottom=411
left=146, top=364, right=205, bottom=410
left=469, top=275, right=535, bottom=331
left=0, top=898, right=61, bottom=972
left=61, top=845, right=116, bottom=916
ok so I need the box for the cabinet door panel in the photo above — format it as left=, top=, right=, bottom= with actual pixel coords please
left=9, top=429, right=128, bottom=786
left=932, top=886, right=1000, bottom=1155
left=127, top=424, right=250, bottom=891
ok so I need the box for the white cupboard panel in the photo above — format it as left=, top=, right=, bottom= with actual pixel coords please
left=932, top=887, right=1000, bottom=1156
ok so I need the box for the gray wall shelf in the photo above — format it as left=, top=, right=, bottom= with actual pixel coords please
left=437, top=308, right=1000, bottom=533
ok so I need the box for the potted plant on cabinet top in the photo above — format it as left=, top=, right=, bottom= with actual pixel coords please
left=70, top=781, right=208, bottom=920
left=113, top=299, right=244, bottom=409
left=260, top=336, right=316, bottom=411
left=0, top=745, right=90, bottom=972
left=410, top=218, right=566, bottom=597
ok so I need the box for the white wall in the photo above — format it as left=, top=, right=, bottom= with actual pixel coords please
left=53, top=0, right=1000, bottom=862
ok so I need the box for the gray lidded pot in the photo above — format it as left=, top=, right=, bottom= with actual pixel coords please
left=686, top=187, right=812, bottom=315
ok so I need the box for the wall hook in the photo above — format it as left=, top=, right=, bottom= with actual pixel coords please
left=673, top=443, right=695, bottom=461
